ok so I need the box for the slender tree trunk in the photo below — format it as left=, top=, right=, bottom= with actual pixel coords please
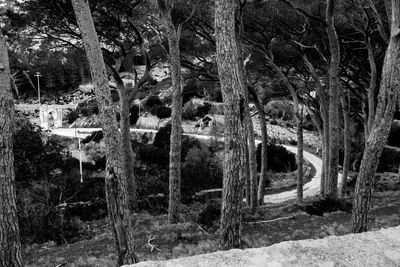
left=157, top=1, right=184, bottom=224
left=244, top=127, right=251, bottom=205
left=352, top=0, right=400, bottom=233
left=247, top=114, right=258, bottom=212
left=215, top=0, right=248, bottom=249
left=296, top=113, right=304, bottom=203
left=266, top=56, right=304, bottom=202
left=254, top=96, right=269, bottom=205
left=118, top=83, right=137, bottom=210
left=71, top=1, right=138, bottom=264
left=325, top=0, right=341, bottom=200
left=302, top=54, right=329, bottom=196
left=339, top=90, right=351, bottom=198
left=366, top=36, right=378, bottom=137
left=0, top=31, right=23, bottom=267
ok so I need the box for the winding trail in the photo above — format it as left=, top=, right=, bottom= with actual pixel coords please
left=51, top=127, right=343, bottom=204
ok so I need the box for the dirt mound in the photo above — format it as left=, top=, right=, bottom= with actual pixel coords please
left=125, top=226, right=400, bottom=267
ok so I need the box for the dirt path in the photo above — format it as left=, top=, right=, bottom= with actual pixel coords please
left=51, top=127, right=344, bottom=204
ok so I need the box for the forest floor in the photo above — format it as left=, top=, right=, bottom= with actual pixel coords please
left=23, top=177, right=400, bottom=267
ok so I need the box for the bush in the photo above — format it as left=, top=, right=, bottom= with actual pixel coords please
left=150, top=105, right=172, bottom=119
left=81, top=130, right=104, bottom=144
left=377, top=146, right=400, bottom=172
left=64, top=110, right=79, bottom=124
left=256, top=142, right=296, bottom=173
left=388, top=120, right=400, bottom=147
left=14, top=116, right=104, bottom=244
left=142, top=125, right=199, bottom=165
left=265, top=100, right=294, bottom=121
left=76, top=98, right=99, bottom=116
left=154, top=123, right=173, bottom=148
left=181, top=144, right=222, bottom=203
left=17, top=181, right=89, bottom=244
left=145, top=95, right=163, bottom=108
left=197, top=200, right=221, bottom=227
left=115, top=105, right=141, bottom=125
left=298, top=197, right=352, bottom=216
left=182, top=100, right=212, bottom=120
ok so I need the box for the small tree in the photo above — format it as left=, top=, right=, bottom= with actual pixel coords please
left=156, top=0, right=194, bottom=224
left=352, top=0, right=400, bottom=233
left=71, top=0, right=138, bottom=264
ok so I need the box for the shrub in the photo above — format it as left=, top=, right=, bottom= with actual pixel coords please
left=182, top=100, right=212, bottom=120
left=265, top=100, right=294, bottom=121
left=14, top=116, right=104, bottom=244
left=197, top=200, right=221, bottom=227
left=17, top=181, right=89, bottom=244
left=154, top=123, right=173, bottom=148
left=115, top=105, right=140, bottom=125
left=130, top=104, right=140, bottom=125
left=377, top=146, right=400, bottom=172
left=64, top=110, right=79, bottom=124
left=182, top=100, right=198, bottom=120
left=181, top=144, right=222, bottom=202
left=145, top=95, right=163, bottom=108
left=81, top=130, right=104, bottom=144
left=256, top=142, right=296, bottom=173
left=156, top=106, right=172, bottom=119
left=142, top=126, right=199, bottom=166
left=76, top=98, right=99, bottom=116
left=388, top=120, right=400, bottom=147
left=298, top=197, right=352, bottom=216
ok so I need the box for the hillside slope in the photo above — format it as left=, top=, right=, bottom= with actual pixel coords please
left=124, top=226, right=400, bottom=267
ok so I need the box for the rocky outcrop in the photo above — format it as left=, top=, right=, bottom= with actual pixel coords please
left=124, top=226, right=400, bottom=267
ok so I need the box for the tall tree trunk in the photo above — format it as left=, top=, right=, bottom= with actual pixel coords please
left=247, top=114, right=258, bottom=212
left=157, top=1, right=183, bottom=224
left=302, top=54, right=329, bottom=196
left=266, top=56, right=304, bottom=202
left=254, top=95, right=269, bottom=205
left=352, top=0, right=400, bottom=233
left=215, top=0, right=248, bottom=249
left=118, top=82, right=137, bottom=211
left=339, top=90, right=351, bottom=198
left=296, top=112, right=304, bottom=203
left=71, top=1, right=138, bottom=264
left=325, top=0, right=341, bottom=199
left=366, top=36, right=378, bottom=138
left=244, top=128, right=251, bottom=205
left=0, top=32, right=23, bottom=267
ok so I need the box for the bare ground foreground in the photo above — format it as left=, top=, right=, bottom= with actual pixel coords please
left=124, top=225, right=400, bottom=267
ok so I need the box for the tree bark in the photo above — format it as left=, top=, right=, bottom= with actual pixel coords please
left=71, top=1, right=138, bottom=264
left=301, top=53, right=329, bottom=196
left=352, top=0, right=400, bottom=233
left=119, top=83, right=137, bottom=211
left=325, top=0, right=341, bottom=200
left=0, top=32, right=23, bottom=267
left=339, top=90, right=351, bottom=198
left=215, top=0, right=248, bottom=249
left=365, top=36, right=378, bottom=138
left=296, top=112, right=304, bottom=203
left=157, top=0, right=184, bottom=224
left=266, top=56, right=304, bottom=202
left=254, top=94, right=269, bottom=205
left=246, top=114, right=258, bottom=212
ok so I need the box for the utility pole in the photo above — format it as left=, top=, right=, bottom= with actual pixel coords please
left=34, top=72, right=42, bottom=106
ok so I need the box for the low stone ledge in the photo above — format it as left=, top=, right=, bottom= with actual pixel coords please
left=124, top=226, right=400, bottom=267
